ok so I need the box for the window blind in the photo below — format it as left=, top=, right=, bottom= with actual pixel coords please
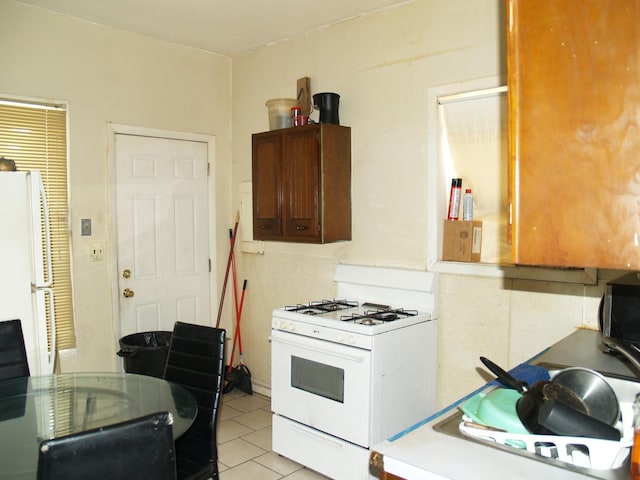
left=0, top=99, right=75, bottom=350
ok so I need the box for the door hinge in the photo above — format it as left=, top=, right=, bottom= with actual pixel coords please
left=208, top=259, right=211, bottom=272
left=207, top=163, right=211, bottom=176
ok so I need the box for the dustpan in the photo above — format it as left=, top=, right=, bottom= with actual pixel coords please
left=223, top=364, right=252, bottom=394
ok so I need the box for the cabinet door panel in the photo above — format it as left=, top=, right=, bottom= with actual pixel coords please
left=252, top=134, right=282, bottom=239
left=509, top=0, right=640, bottom=269
left=283, top=130, right=320, bottom=238
left=251, top=124, right=350, bottom=243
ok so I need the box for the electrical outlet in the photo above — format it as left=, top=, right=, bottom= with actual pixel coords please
left=89, top=242, right=105, bottom=262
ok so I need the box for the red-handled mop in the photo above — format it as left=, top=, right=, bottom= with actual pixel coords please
left=216, top=211, right=239, bottom=328
left=225, top=230, right=239, bottom=379
left=225, top=274, right=245, bottom=378
left=233, top=281, right=252, bottom=394
left=223, top=228, right=251, bottom=394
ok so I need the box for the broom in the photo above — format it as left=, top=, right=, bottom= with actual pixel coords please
left=233, top=280, right=252, bottom=394
left=215, top=211, right=239, bottom=328
left=223, top=228, right=251, bottom=394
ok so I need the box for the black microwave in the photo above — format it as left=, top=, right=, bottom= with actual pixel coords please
left=601, top=272, right=640, bottom=344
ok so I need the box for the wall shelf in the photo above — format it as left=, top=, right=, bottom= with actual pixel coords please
left=426, top=76, right=597, bottom=285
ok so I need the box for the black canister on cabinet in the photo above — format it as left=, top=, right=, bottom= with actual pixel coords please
left=313, top=92, right=340, bottom=125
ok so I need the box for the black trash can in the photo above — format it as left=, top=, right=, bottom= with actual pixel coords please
left=117, top=331, right=172, bottom=378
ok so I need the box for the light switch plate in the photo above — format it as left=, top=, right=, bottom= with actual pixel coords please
left=81, top=218, right=91, bottom=236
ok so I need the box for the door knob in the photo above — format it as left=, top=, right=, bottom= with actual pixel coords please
left=122, top=269, right=132, bottom=278
left=123, top=288, right=135, bottom=298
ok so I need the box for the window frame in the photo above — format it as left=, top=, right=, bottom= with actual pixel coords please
left=426, top=76, right=597, bottom=285
left=0, top=95, right=76, bottom=349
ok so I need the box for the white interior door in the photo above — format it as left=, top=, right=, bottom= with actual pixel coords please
left=115, top=134, right=210, bottom=338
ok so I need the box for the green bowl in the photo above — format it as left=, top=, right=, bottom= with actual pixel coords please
left=460, top=388, right=528, bottom=434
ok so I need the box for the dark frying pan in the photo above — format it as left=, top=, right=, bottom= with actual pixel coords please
left=479, top=356, right=588, bottom=435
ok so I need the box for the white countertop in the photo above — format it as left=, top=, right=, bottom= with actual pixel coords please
left=371, top=329, right=637, bottom=480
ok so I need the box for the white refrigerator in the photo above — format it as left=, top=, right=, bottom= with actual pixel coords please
left=0, top=171, right=56, bottom=375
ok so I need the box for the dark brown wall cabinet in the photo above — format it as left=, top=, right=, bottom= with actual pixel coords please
left=508, top=0, right=640, bottom=270
left=252, top=124, right=351, bottom=243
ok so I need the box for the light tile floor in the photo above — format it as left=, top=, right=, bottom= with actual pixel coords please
left=218, top=390, right=330, bottom=480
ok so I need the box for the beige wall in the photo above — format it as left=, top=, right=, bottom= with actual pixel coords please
left=1, top=0, right=616, bottom=409
left=230, top=0, right=610, bottom=407
left=0, top=1, right=233, bottom=371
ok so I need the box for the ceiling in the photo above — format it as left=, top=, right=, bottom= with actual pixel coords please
left=16, top=0, right=415, bottom=56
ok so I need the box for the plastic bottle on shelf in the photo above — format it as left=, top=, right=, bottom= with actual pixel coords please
left=447, top=178, right=462, bottom=220
left=463, top=188, right=473, bottom=221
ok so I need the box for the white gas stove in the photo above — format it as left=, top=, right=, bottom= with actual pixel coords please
left=271, top=264, right=439, bottom=480
left=272, top=300, right=431, bottom=349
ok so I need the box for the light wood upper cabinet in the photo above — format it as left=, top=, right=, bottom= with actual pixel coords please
left=252, top=124, right=351, bottom=243
left=508, top=0, right=640, bottom=270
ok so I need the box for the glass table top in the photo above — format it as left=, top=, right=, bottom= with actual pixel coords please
left=0, top=372, right=197, bottom=479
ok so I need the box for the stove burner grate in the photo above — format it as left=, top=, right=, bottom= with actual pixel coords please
left=284, top=299, right=358, bottom=315
left=340, top=308, right=418, bottom=325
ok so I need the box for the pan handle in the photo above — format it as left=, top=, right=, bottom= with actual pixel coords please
left=480, top=356, right=528, bottom=393
left=538, top=398, right=621, bottom=441
left=602, top=336, right=640, bottom=375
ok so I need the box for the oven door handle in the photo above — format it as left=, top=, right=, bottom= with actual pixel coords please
left=270, top=335, right=367, bottom=363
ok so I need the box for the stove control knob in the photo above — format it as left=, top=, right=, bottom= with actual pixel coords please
left=279, top=321, right=288, bottom=330
left=288, top=323, right=296, bottom=332
left=347, top=335, right=357, bottom=345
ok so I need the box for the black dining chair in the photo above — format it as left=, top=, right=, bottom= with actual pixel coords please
left=163, top=322, right=226, bottom=480
left=0, top=319, right=30, bottom=380
left=36, top=411, right=176, bottom=480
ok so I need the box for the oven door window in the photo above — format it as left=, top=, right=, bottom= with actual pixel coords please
left=291, top=356, right=344, bottom=403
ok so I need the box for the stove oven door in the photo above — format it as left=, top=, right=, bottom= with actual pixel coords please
left=271, top=329, right=372, bottom=448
